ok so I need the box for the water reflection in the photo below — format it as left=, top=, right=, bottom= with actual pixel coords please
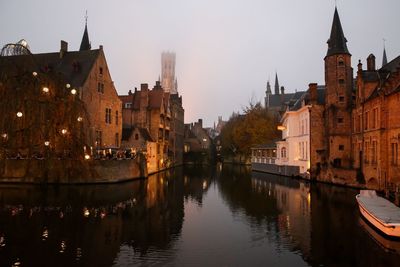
left=0, top=165, right=399, bottom=266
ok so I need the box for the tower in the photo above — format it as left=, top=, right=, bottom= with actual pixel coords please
left=265, top=80, right=272, bottom=108
left=79, top=12, right=91, bottom=51
left=324, top=7, right=353, bottom=168
left=382, top=45, right=388, bottom=66
left=274, top=73, right=280, bottom=95
left=161, top=52, right=177, bottom=94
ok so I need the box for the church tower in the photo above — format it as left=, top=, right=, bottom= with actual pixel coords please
left=161, top=52, right=177, bottom=94
left=274, top=73, right=280, bottom=95
left=324, top=7, right=353, bottom=168
left=79, top=14, right=91, bottom=51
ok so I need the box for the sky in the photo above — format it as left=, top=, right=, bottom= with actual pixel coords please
left=1, top=0, right=399, bottom=127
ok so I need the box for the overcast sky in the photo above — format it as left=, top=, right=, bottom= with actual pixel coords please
left=1, top=0, right=399, bottom=126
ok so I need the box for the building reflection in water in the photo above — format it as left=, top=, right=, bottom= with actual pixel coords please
left=0, top=165, right=399, bottom=266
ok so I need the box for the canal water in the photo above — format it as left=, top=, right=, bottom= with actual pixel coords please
left=0, top=165, right=400, bottom=266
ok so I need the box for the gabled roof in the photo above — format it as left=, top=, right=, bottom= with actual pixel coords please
left=122, top=127, right=154, bottom=142
left=326, top=8, right=350, bottom=57
left=0, top=49, right=100, bottom=88
left=380, top=55, right=400, bottom=73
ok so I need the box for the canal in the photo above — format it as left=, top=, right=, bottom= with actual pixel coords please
left=0, top=165, right=400, bottom=266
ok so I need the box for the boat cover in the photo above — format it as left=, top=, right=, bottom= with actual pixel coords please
left=357, top=190, right=400, bottom=225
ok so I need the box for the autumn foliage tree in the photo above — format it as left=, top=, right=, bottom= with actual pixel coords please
left=220, top=102, right=279, bottom=160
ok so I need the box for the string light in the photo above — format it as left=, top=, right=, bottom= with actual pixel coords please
left=16, top=112, right=23, bottom=118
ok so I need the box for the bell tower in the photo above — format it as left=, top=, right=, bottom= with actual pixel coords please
left=324, top=7, right=353, bottom=168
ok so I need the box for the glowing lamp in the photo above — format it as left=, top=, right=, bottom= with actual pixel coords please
left=44, top=141, right=50, bottom=146
left=1, top=133, right=7, bottom=139
left=84, top=154, right=90, bottom=160
left=71, top=89, right=77, bottom=95
left=77, top=116, right=83, bottom=122
left=32, top=72, right=38, bottom=76
left=16, top=112, right=23, bottom=118
left=66, top=84, right=71, bottom=88
left=61, top=129, right=67, bottom=135
left=277, top=125, right=286, bottom=131
left=42, top=87, right=49, bottom=93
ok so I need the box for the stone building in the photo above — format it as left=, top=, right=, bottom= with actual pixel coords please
left=0, top=21, right=122, bottom=152
left=184, top=119, right=213, bottom=163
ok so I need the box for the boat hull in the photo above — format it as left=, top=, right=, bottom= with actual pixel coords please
left=357, top=195, right=400, bottom=238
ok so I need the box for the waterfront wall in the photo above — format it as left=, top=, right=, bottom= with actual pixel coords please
left=0, top=156, right=147, bottom=184
left=252, top=162, right=300, bottom=177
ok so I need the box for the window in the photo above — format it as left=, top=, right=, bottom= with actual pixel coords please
left=364, top=111, right=369, bottom=130
left=339, top=145, right=344, bottom=151
left=125, top=102, right=132, bottom=109
left=337, top=118, right=344, bottom=124
left=95, top=130, right=102, bottom=147
left=364, top=141, right=370, bottom=163
left=338, top=60, right=344, bottom=66
left=115, top=111, right=118, bottom=125
left=99, top=67, right=103, bottom=75
left=281, top=147, right=287, bottom=158
left=115, top=133, right=119, bottom=147
left=339, top=96, right=345, bottom=102
left=392, top=143, right=398, bottom=165
left=372, top=140, right=377, bottom=164
left=135, top=134, right=139, bottom=140
left=372, top=108, right=378, bottom=129
left=333, top=158, right=342, bottom=167
left=105, top=108, right=112, bottom=124
left=339, top=79, right=345, bottom=85
left=98, top=82, right=104, bottom=94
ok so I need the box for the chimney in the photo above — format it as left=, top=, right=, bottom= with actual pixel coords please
left=140, top=84, right=148, bottom=91
left=60, top=40, right=68, bottom=58
left=128, top=90, right=132, bottom=95
left=309, top=83, right=318, bottom=104
left=357, top=60, right=363, bottom=72
left=198, top=119, right=203, bottom=128
left=367, top=54, right=376, bottom=71
left=280, top=86, right=285, bottom=95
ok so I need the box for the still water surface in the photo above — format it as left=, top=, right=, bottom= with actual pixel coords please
left=0, top=165, right=400, bottom=266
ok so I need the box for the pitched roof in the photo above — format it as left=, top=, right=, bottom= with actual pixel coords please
left=326, top=8, right=350, bottom=57
left=0, top=49, right=100, bottom=88
left=380, top=55, right=400, bottom=73
left=122, top=127, right=154, bottom=142
left=382, top=47, right=388, bottom=67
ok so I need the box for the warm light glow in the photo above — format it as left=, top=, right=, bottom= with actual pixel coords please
left=277, top=125, right=286, bottom=131
left=71, top=88, right=77, bottom=95
left=77, top=116, right=83, bottom=122
left=66, top=84, right=71, bottom=88
left=61, top=129, right=67, bottom=135
left=42, top=87, right=49, bottom=93
left=32, top=72, right=38, bottom=76
left=83, top=208, right=90, bottom=217
left=16, top=112, right=23, bottom=118
left=44, top=141, right=50, bottom=146
left=1, top=133, right=7, bottom=139
left=84, top=154, right=90, bottom=160
left=203, top=180, right=207, bottom=190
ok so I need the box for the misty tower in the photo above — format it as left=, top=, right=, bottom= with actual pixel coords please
left=161, top=52, right=178, bottom=94
left=324, top=7, right=354, bottom=169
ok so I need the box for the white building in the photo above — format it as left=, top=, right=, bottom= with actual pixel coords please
left=276, top=94, right=311, bottom=176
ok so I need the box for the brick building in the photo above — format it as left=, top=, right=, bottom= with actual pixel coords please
left=0, top=22, right=122, bottom=154
left=120, top=81, right=184, bottom=171
left=309, top=8, right=400, bottom=194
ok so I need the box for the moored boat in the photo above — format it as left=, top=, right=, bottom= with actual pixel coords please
left=356, top=190, right=400, bottom=238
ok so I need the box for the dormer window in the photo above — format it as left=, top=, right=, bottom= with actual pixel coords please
left=99, top=67, right=103, bottom=75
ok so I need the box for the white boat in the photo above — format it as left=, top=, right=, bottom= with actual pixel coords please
left=356, top=190, right=400, bottom=238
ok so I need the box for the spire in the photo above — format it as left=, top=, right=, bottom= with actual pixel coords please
left=326, top=8, right=350, bottom=57
left=382, top=42, right=388, bottom=66
left=266, top=80, right=272, bottom=94
left=274, top=72, right=280, bottom=95
left=79, top=11, right=91, bottom=51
